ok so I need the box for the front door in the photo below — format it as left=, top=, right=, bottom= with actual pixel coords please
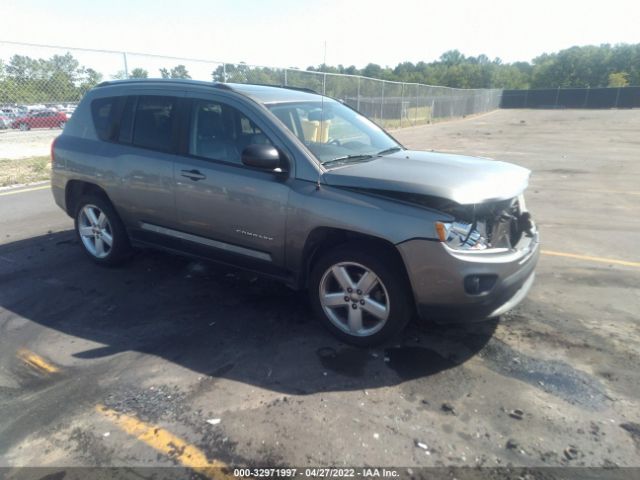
left=173, top=96, right=291, bottom=269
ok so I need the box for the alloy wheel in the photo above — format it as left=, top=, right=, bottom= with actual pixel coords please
left=78, top=204, right=114, bottom=259
left=318, top=261, right=390, bottom=337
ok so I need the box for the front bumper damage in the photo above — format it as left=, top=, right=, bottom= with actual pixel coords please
left=398, top=228, right=539, bottom=322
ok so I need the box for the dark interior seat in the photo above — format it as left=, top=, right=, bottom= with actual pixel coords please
left=134, top=109, right=172, bottom=151
left=196, top=109, right=240, bottom=163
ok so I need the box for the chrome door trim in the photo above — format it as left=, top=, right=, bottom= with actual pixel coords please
left=140, top=222, right=272, bottom=262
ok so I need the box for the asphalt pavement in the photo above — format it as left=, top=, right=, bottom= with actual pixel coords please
left=0, top=110, right=638, bottom=474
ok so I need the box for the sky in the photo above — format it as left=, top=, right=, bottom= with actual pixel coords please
left=1, top=0, right=639, bottom=76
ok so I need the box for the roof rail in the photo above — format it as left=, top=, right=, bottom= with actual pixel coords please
left=92, top=79, right=318, bottom=97
left=231, top=83, right=319, bottom=95
left=94, top=78, right=231, bottom=89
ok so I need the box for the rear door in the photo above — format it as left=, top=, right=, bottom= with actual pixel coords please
left=172, top=94, right=292, bottom=269
left=98, top=93, right=184, bottom=235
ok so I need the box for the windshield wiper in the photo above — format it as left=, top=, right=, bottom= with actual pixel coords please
left=322, top=147, right=402, bottom=166
left=375, top=146, right=403, bottom=156
left=322, top=154, right=374, bottom=166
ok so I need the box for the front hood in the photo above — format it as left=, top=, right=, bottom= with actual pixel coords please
left=322, top=150, right=530, bottom=205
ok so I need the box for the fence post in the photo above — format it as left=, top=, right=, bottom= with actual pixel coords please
left=284, top=69, right=287, bottom=86
left=222, top=63, right=226, bottom=83
left=322, top=73, right=326, bottom=95
left=614, top=86, right=621, bottom=108
left=122, top=52, right=129, bottom=79
left=415, top=85, right=419, bottom=125
left=380, top=81, right=385, bottom=126
left=357, top=76, right=361, bottom=112
left=583, top=87, right=590, bottom=108
left=400, top=83, right=404, bottom=128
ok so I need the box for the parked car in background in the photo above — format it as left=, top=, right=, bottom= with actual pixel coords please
left=61, top=106, right=76, bottom=117
left=54, top=104, right=76, bottom=116
left=26, top=104, right=46, bottom=112
left=11, top=110, right=68, bottom=130
left=0, top=113, right=15, bottom=129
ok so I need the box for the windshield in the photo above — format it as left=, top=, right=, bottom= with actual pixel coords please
left=267, top=100, right=401, bottom=165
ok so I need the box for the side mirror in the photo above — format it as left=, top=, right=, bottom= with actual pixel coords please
left=241, top=144, right=286, bottom=172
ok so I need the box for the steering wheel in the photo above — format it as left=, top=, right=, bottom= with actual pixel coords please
left=328, top=138, right=341, bottom=146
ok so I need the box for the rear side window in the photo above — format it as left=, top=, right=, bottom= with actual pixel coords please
left=132, top=96, right=178, bottom=152
left=118, top=96, right=136, bottom=144
left=91, top=97, right=116, bottom=141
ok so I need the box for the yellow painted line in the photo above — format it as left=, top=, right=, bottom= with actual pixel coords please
left=97, top=405, right=232, bottom=480
left=0, top=184, right=50, bottom=196
left=542, top=250, right=640, bottom=268
left=17, top=348, right=59, bottom=373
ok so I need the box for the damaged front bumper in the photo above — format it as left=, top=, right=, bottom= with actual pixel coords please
left=397, top=228, right=539, bottom=323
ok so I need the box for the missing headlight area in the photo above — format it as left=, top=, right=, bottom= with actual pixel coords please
left=440, top=196, right=534, bottom=250
left=348, top=188, right=534, bottom=251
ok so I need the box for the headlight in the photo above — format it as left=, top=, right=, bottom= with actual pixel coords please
left=435, top=221, right=489, bottom=250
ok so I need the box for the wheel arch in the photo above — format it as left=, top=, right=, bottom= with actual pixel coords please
left=64, top=180, right=113, bottom=217
left=301, top=227, right=413, bottom=300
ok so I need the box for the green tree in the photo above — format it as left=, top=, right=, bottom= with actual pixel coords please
left=160, top=64, right=191, bottom=79
left=3, top=52, right=99, bottom=103
left=608, top=72, right=629, bottom=87
left=439, top=50, right=465, bottom=66
left=211, top=63, right=283, bottom=84
left=529, top=44, right=635, bottom=88
left=78, top=67, right=103, bottom=94
left=491, top=65, right=529, bottom=89
left=361, top=63, right=383, bottom=78
left=129, top=68, right=149, bottom=78
left=301, top=43, right=640, bottom=90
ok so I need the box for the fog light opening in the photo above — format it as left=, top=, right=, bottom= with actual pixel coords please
left=464, top=274, right=497, bottom=295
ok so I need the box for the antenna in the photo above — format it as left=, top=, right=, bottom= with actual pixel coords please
left=317, top=41, right=327, bottom=191
left=320, top=40, right=327, bottom=139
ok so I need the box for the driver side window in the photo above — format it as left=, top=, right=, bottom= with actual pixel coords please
left=189, top=100, right=272, bottom=165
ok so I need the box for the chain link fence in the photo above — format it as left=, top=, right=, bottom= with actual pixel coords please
left=501, top=87, right=640, bottom=109
left=0, top=41, right=501, bottom=133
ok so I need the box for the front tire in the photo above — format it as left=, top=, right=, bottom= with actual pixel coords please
left=74, top=195, right=131, bottom=266
left=309, top=243, right=412, bottom=346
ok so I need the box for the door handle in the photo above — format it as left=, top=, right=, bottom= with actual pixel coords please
left=180, top=169, right=206, bottom=181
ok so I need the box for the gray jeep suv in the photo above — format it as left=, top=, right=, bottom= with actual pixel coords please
left=51, top=79, right=539, bottom=346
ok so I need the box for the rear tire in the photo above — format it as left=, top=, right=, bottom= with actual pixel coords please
left=309, top=243, right=412, bottom=346
left=74, top=194, right=131, bottom=266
